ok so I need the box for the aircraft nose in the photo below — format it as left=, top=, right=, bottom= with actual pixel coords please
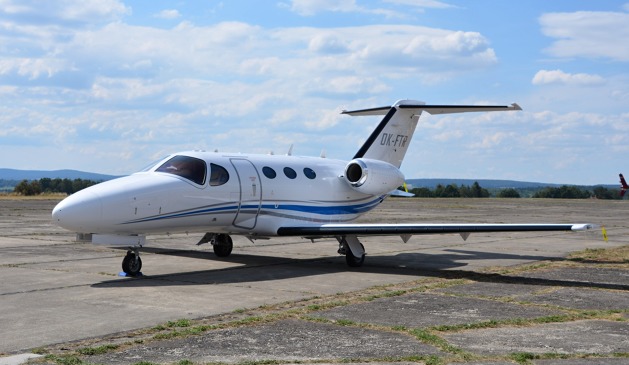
left=52, top=191, right=103, bottom=232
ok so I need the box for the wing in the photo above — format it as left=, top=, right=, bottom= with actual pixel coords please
left=277, top=223, right=594, bottom=241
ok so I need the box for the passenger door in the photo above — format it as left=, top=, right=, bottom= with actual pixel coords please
left=230, top=158, right=262, bottom=229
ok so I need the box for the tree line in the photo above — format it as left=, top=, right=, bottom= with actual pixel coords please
left=13, top=178, right=101, bottom=196
left=408, top=182, right=623, bottom=199
left=410, top=181, right=491, bottom=198
left=9, top=178, right=624, bottom=199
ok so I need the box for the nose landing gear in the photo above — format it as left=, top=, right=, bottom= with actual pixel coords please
left=122, top=248, right=142, bottom=276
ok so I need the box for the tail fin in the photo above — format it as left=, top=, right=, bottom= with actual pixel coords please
left=343, top=100, right=522, bottom=168
left=620, top=173, right=628, bottom=197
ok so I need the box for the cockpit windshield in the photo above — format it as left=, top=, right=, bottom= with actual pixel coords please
left=139, top=156, right=169, bottom=172
left=155, top=155, right=207, bottom=185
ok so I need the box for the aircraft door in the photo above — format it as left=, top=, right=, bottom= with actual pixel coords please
left=230, top=158, right=262, bottom=229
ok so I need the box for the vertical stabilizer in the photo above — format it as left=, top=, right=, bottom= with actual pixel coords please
left=343, top=100, right=521, bottom=168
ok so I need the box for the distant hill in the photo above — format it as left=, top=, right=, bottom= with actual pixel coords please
left=0, top=168, right=120, bottom=182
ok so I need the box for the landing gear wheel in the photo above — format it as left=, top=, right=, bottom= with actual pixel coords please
left=213, top=234, right=233, bottom=257
left=338, top=236, right=365, bottom=268
left=345, top=243, right=365, bottom=267
left=122, top=251, right=142, bottom=276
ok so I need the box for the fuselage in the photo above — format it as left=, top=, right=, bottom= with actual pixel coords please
left=51, top=151, right=390, bottom=237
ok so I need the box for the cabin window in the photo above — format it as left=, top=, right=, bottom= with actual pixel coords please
left=210, top=163, right=230, bottom=186
left=303, top=168, right=316, bottom=179
left=283, top=167, right=297, bottom=179
left=262, top=166, right=276, bottom=179
left=156, top=155, right=207, bottom=185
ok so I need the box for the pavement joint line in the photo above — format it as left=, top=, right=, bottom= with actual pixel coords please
left=0, top=283, right=98, bottom=297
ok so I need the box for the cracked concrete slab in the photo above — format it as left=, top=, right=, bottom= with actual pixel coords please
left=533, top=358, right=629, bottom=364
left=87, top=319, right=440, bottom=364
left=436, top=281, right=553, bottom=298
left=444, top=320, right=629, bottom=355
left=314, top=292, right=562, bottom=328
left=521, top=267, right=629, bottom=289
left=519, top=287, right=629, bottom=310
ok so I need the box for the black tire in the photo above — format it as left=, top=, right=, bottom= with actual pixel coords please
left=345, top=241, right=365, bottom=267
left=213, top=234, right=233, bottom=257
left=345, top=252, right=365, bottom=267
left=122, top=253, right=142, bottom=276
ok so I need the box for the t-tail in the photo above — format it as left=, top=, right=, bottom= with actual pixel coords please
left=344, top=100, right=522, bottom=168
left=620, top=173, right=628, bottom=197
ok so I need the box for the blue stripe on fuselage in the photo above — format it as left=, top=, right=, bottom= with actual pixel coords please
left=122, top=196, right=384, bottom=225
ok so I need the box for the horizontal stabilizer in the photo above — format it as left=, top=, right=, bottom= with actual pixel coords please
left=345, top=99, right=522, bottom=168
left=342, top=103, right=521, bottom=116
left=406, top=103, right=522, bottom=115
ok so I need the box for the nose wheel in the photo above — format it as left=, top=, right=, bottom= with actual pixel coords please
left=122, top=249, right=142, bottom=276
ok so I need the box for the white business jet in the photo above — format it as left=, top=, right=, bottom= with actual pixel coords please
left=52, top=100, right=593, bottom=276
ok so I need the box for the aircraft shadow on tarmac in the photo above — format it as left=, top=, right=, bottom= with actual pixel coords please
left=91, top=247, right=629, bottom=291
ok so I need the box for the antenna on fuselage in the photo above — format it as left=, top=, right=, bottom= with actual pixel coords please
left=286, top=144, right=293, bottom=156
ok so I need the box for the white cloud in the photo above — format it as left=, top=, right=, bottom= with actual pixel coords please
left=290, top=0, right=357, bottom=15
left=532, top=69, right=605, bottom=86
left=0, top=0, right=129, bottom=25
left=303, top=109, right=344, bottom=130
left=154, top=9, right=181, bottom=20
left=383, top=0, right=455, bottom=9
left=0, top=1, right=503, bottom=174
left=288, top=0, right=403, bottom=18
left=24, top=22, right=494, bottom=98
left=540, top=10, right=629, bottom=61
left=469, top=131, right=514, bottom=149
left=308, top=34, right=350, bottom=54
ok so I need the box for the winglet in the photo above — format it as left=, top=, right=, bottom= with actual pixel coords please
left=389, top=189, right=414, bottom=197
left=570, top=224, right=595, bottom=231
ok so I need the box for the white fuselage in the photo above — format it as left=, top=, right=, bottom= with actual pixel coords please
left=52, top=151, right=391, bottom=237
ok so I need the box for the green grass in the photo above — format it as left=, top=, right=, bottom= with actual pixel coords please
left=77, top=344, right=119, bottom=355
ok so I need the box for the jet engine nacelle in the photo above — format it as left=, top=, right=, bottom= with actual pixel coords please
left=344, top=158, right=405, bottom=196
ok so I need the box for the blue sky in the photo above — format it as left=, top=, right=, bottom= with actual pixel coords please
left=1, top=0, right=628, bottom=184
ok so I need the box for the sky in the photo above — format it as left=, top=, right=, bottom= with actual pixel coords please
left=1, top=0, right=628, bottom=185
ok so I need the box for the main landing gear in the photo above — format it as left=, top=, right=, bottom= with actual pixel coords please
left=122, top=248, right=142, bottom=276
left=337, top=235, right=365, bottom=267
left=119, top=233, right=364, bottom=276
